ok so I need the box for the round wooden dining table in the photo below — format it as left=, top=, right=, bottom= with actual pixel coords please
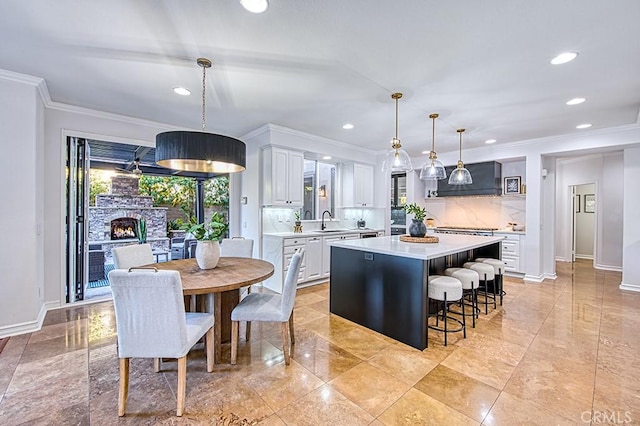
left=150, top=257, right=274, bottom=364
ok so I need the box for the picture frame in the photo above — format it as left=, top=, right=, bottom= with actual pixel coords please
left=504, top=176, right=521, bottom=194
left=575, top=194, right=580, bottom=213
left=584, top=194, right=595, bottom=213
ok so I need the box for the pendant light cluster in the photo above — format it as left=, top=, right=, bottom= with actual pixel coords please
left=156, top=58, right=246, bottom=174
left=448, top=129, right=473, bottom=184
left=381, top=93, right=413, bottom=173
left=419, top=114, right=447, bottom=180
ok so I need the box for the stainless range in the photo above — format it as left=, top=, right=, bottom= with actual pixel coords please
left=435, top=226, right=498, bottom=236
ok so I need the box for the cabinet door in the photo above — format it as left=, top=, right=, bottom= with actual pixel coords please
left=305, top=237, right=322, bottom=280
left=322, top=236, right=340, bottom=277
left=287, top=150, right=304, bottom=206
left=354, top=163, right=374, bottom=206
left=271, top=148, right=290, bottom=205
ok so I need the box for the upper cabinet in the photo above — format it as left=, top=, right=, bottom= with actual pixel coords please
left=436, top=161, right=502, bottom=197
left=262, top=147, right=304, bottom=206
left=340, top=162, right=374, bottom=207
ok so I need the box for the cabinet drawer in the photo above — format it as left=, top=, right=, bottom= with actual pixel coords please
left=284, top=238, right=305, bottom=247
left=502, top=255, right=520, bottom=272
left=284, top=251, right=306, bottom=268
left=502, top=240, right=519, bottom=255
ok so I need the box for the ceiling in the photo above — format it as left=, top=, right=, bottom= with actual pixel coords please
left=1, top=1, right=639, bottom=157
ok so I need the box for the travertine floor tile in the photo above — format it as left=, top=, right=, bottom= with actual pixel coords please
left=377, top=388, right=478, bottom=425
left=483, top=391, right=577, bottom=425
left=366, top=344, right=437, bottom=386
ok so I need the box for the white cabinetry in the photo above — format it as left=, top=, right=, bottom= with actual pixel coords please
left=340, top=163, right=374, bottom=207
left=262, top=147, right=304, bottom=206
left=322, top=233, right=359, bottom=277
left=305, top=236, right=322, bottom=281
left=496, top=232, right=526, bottom=275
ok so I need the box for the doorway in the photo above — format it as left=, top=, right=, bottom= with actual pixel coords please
left=571, top=183, right=596, bottom=262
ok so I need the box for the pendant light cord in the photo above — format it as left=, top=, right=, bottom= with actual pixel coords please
left=395, top=96, right=399, bottom=140
left=459, top=131, right=462, bottom=161
left=201, top=64, right=207, bottom=131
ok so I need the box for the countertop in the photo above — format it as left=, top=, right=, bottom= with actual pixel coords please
left=328, top=234, right=505, bottom=260
left=264, top=228, right=383, bottom=238
left=493, top=230, right=526, bottom=235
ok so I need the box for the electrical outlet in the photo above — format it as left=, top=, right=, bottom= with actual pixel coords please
left=278, top=214, right=283, bottom=222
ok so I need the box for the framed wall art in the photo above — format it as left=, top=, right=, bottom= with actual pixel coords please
left=504, top=176, right=521, bottom=194
left=584, top=194, right=595, bottom=213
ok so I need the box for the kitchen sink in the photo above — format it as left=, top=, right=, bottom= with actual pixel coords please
left=317, top=229, right=349, bottom=233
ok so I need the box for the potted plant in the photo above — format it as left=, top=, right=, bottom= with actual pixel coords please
left=187, top=212, right=228, bottom=269
left=294, top=211, right=301, bottom=226
left=404, top=203, right=428, bottom=237
left=136, top=218, right=147, bottom=244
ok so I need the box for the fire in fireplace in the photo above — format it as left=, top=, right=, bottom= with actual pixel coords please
left=111, top=218, right=138, bottom=240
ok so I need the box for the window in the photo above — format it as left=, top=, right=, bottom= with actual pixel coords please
left=302, top=160, right=335, bottom=220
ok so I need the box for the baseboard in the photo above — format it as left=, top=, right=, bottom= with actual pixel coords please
left=619, top=282, right=640, bottom=293
left=523, top=274, right=545, bottom=283
left=543, top=273, right=557, bottom=280
left=575, top=255, right=594, bottom=260
left=0, top=303, right=47, bottom=339
left=555, top=257, right=571, bottom=263
left=594, top=264, right=622, bottom=272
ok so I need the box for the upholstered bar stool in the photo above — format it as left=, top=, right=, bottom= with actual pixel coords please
left=463, top=262, right=496, bottom=314
left=476, top=257, right=506, bottom=306
left=445, top=267, right=480, bottom=328
left=427, top=275, right=465, bottom=346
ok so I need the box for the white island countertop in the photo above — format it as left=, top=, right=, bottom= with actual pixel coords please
left=329, top=234, right=505, bottom=260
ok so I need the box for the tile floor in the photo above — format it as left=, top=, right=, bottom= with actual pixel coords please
left=0, top=260, right=639, bottom=425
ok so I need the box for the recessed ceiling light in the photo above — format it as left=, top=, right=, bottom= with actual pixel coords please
left=173, top=87, right=190, bottom=96
left=550, top=52, right=578, bottom=65
left=342, top=123, right=354, bottom=130
left=322, top=156, right=332, bottom=160
left=485, top=139, right=497, bottom=144
left=566, top=97, right=586, bottom=105
left=421, top=150, right=429, bottom=154
left=240, top=0, right=268, bottom=13
left=576, top=123, right=592, bottom=129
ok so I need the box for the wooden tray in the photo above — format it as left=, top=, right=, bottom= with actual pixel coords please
left=399, top=235, right=439, bottom=243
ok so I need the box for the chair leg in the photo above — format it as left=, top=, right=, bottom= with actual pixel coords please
left=461, top=295, right=466, bottom=339
left=118, top=358, right=130, bottom=417
left=443, top=294, right=448, bottom=347
left=245, top=321, right=251, bottom=342
left=231, top=321, right=239, bottom=365
left=176, top=356, right=187, bottom=417
left=205, top=326, right=214, bottom=372
left=289, top=312, right=295, bottom=345
left=281, top=322, right=291, bottom=365
left=483, top=276, right=489, bottom=314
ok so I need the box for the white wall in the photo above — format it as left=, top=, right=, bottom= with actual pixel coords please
left=621, top=147, right=640, bottom=291
left=0, top=73, right=44, bottom=335
left=555, top=153, right=623, bottom=270
left=575, top=184, right=595, bottom=258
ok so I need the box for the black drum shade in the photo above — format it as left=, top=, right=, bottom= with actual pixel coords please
left=155, top=131, right=246, bottom=173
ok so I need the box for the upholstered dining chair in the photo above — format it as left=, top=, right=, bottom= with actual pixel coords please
left=111, top=243, right=154, bottom=269
left=108, top=268, right=214, bottom=417
left=230, top=248, right=304, bottom=366
left=221, top=237, right=255, bottom=296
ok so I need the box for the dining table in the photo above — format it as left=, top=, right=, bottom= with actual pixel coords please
left=149, top=256, right=274, bottom=363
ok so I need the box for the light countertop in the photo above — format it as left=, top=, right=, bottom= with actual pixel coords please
left=328, top=234, right=505, bottom=260
left=264, top=229, right=383, bottom=238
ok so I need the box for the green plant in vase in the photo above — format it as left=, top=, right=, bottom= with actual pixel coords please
left=187, top=212, right=228, bottom=269
left=294, top=211, right=301, bottom=226
left=404, top=203, right=428, bottom=237
left=136, top=218, right=147, bottom=244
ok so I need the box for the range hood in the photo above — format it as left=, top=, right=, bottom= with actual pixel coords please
left=436, top=161, right=502, bottom=197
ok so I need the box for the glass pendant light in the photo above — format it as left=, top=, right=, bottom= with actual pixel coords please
left=448, top=128, right=473, bottom=185
left=419, top=113, right=447, bottom=180
left=382, top=92, right=413, bottom=173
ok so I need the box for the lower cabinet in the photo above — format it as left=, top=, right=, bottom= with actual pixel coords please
left=262, top=233, right=359, bottom=293
left=496, top=232, right=525, bottom=275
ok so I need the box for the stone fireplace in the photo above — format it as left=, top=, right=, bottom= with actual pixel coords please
left=89, top=175, right=169, bottom=255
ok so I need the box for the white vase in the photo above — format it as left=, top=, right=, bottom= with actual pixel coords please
left=195, top=240, right=220, bottom=269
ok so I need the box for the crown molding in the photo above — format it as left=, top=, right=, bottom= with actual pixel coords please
left=266, top=123, right=377, bottom=156
left=0, top=69, right=51, bottom=105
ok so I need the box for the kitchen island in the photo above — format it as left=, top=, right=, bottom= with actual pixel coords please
left=328, top=234, right=504, bottom=350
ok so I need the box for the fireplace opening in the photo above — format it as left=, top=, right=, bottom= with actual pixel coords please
left=111, top=218, right=138, bottom=240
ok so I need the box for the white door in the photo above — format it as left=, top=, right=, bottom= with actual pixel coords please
left=305, top=237, right=322, bottom=280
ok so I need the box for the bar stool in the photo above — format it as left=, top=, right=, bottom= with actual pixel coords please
left=463, top=262, right=496, bottom=314
left=476, top=258, right=506, bottom=306
left=427, top=275, right=465, bottom=346
left=445, top=267, right=480, bottom=328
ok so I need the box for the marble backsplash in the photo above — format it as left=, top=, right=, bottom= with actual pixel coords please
left=423, top=196, right=526, bottom=230
left=262, top=207, right=385, bottom=233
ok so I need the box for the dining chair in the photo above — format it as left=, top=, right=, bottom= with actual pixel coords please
left=109, top=268, right=214, bottom=417
left=230, top=248, right=304, bottom=366
left=221, top=237, right=255, bottom=296
left=111, top=243, right=154, bottom=269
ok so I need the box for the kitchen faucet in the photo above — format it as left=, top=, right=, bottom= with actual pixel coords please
left=321, top=210, right=332, bottom=230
